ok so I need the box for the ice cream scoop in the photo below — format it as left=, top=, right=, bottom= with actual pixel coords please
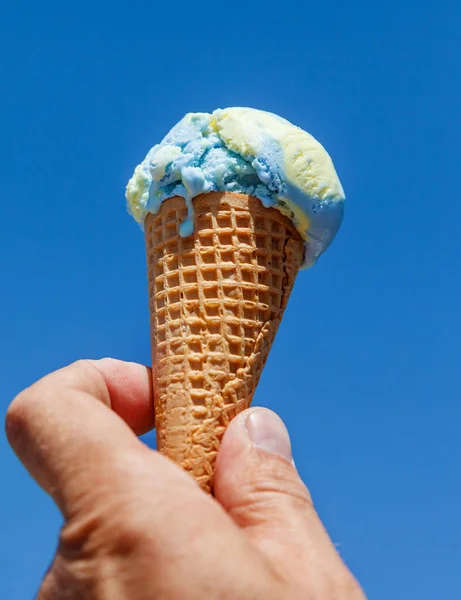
left=126, top=108, right=345, bottom=492
left=126, top=107, right=345, bottom=267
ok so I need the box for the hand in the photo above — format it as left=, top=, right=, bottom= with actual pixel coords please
left=6, top=359, right=365, bottom=599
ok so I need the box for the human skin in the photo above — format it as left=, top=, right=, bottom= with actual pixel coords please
left=5, top=359, right=366, bottom=599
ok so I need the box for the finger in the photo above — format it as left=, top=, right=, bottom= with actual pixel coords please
left=88, top=358, right=155, bottom=435
left=5, top=358, right=158, bottom=516
left=214, top=408, right=354, bottom=581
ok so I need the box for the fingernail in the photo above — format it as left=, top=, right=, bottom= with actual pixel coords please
left=245, top=409, right=292, bottom=462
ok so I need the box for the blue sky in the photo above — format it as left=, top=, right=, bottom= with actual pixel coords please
left=1, top=0, right=460, bottom=597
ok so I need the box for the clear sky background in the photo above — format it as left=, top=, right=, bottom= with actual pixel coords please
left=1, top=0, right=460, bottom=598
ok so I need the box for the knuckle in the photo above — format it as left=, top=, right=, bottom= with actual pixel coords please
left=4, top=359, right=108, bottom=448
left=68, top=359, right=108, bottom=397
left=224, top=457, right=316, bottom=529
left=72, top=359, right=101, bottom=378
left=244, top=458, right=313, bottom=507
left=5, top=387, right=36, bottom=446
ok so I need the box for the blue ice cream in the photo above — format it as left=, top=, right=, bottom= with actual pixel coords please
left=126, top=107, right=345, bottom=267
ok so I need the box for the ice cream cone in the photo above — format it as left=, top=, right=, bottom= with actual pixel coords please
left=144, top=191, right=304, bottom=493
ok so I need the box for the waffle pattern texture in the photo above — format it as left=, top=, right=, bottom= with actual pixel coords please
left=145, top=192, right=303, bottom=492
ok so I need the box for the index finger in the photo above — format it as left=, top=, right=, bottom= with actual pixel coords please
left=5, top=358, right=158, bottom=517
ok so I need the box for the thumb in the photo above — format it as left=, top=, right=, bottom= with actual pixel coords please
left=214, top=408, right=348, bottom=578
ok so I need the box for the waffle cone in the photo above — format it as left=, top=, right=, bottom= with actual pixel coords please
left=145, top=192, right=303, bottom=492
